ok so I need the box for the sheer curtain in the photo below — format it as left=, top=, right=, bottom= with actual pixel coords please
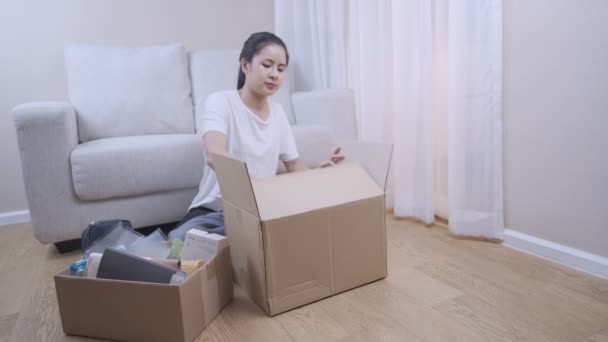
left=446, top=0, right=504, bottom=239
left=275, top=0, right=504, bottom=239
left=274, top=0, right=347, bottom=91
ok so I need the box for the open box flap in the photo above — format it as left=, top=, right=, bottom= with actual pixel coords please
left=338, top=141, right=393, bottom=192
left=210, top=152, right=259, bottom=218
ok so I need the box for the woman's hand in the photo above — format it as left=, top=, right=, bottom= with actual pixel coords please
left=320, top=147, right=345, bottom=168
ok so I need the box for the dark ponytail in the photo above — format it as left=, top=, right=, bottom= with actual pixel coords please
left=237, top=32, right=289, bottom=90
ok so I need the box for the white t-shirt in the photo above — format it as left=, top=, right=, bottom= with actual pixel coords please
left=189, top=90, right=299, bottom=211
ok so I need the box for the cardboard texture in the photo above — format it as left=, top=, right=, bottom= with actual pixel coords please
left=54, top=247, right=233, bottom=342
left=212, top=141, right=392, bottom=316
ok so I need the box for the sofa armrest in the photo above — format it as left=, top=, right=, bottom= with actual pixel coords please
left=12, top=102, right=79, bottom=243
left=291, top=89, right=358, bottom=141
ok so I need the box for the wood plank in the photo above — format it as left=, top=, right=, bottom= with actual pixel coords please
left=0, top=313, right=18, bottom=342
left=433, top=294, right=558, bottom=342
left=584, top=329, right=608, bottom=342
left=345, top=279, right=489, bottom=342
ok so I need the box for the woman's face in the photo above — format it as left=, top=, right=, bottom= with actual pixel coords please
left=241, top=44, right=287, bottom=97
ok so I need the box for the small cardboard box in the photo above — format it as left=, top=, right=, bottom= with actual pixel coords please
left=54, top=247, right=233, bottom=342
left=212, top=141, right=392, bottom=316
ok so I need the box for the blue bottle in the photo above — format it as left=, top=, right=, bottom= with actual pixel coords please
left=69, top=259, right=88, bottom=276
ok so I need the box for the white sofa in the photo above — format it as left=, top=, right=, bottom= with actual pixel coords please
left=12, top=44, right=357, bottom=249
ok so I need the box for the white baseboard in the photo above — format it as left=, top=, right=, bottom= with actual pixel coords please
left=0, top=210, right=31, bottom=226
left=503, top=229, right=608, bottom=280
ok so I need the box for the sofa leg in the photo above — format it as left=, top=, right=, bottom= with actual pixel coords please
left=54, top=239, right=81, bottom=254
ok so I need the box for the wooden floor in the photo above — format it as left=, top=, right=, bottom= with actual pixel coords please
left=1, top=216, right=607, bottom=342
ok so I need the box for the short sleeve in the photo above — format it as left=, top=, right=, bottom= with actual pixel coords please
left=196, top=92, right=228, bottom=136
left=277, top=105, right=299, bottom=161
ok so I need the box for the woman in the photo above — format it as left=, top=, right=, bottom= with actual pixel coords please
left=169, top=32, right=343, bottom=240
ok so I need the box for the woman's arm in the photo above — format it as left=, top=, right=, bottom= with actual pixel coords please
left=203, top=131, right=227, bottom=171
left=283, top=147, right=345, bottom=172
left=284, top=158, right=309, bottom=172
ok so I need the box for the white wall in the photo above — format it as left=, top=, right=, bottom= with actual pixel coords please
left=504, top=0, right=608, bottom=257
left=0, top=0, right=274, bottom=214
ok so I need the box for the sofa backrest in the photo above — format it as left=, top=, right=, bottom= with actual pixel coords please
left=188, top=49, right=296, bottom=126
left=65, top=44, right=195, bottom=142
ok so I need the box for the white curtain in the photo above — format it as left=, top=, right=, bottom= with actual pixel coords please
left=446, top=0, right=504, bottom=239
left=274, top=0, right=347, bottom=91
left=275, top=0, right=504, bottom=239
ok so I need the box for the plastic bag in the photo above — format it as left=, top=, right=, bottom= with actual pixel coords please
left=126, top=228, right=171, bottom=259
left=82, top=220, right=143, bottom=259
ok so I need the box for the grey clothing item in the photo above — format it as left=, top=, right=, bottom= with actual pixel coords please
left=168, top=206, right=224, bottom=241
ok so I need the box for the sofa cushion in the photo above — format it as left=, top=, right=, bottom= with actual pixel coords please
left=189, top=49, right=296, bottom=126
left=65, top=44, right=194, bottom=142
left=71, top=134, right=204, bottom=201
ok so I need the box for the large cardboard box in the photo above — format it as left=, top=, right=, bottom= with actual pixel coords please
left=212, top=142, right=392, bottom=316
left=54, top=247, right=233, bottom=342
